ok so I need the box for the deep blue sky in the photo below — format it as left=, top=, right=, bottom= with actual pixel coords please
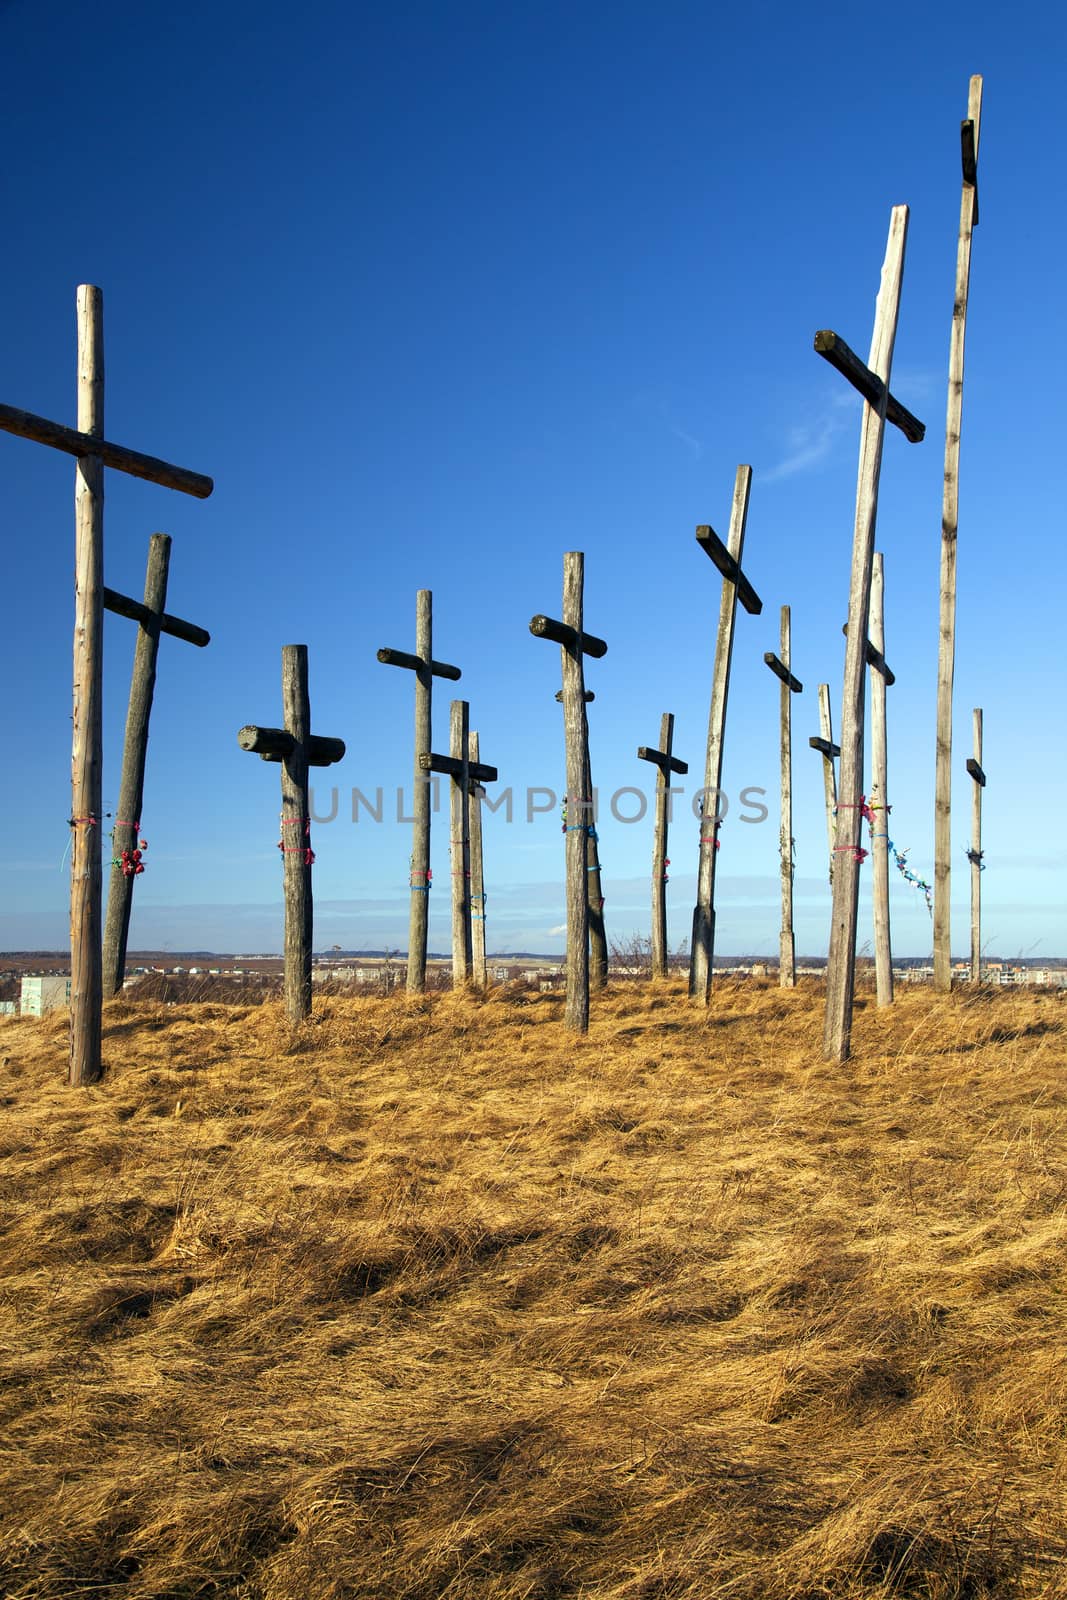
left=2, top=0, right=1064, bottom=959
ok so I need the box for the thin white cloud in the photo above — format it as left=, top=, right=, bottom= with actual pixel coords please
left=762, top=400, right=853, bottom=483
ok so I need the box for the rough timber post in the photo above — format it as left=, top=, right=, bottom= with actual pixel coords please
left=810, top=685, right=840, bottom=881
left=934, top=75, right=984, bottom=993
left=585, top=744, right=608, bottom=991
left=449, top=700, right=473, bottom=986
left=468, top=730, right=487, bottom=988
left=638, top=714, right=688, bottom=980
left=763, top=608, right=802, bottom=988
left=821, top=206, right=914, bottom=1063
left=968, top=710, right=985, bottom=982
left=689, top=465, right=761, bottom=1005
left=102, top=534, right=211, bottom=998
left=869, top=552, right=893, bottom=1005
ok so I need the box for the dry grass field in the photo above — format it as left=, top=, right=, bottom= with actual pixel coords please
left=1, top=978, right=1065, bottom=1598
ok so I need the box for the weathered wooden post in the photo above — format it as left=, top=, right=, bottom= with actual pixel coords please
left=809, top=685, right=840, bottom=882
left=689, top=466, right=762, bottom=1005
left=377, top=591, right=461, bottom=993
left=468, top=730, right=488, bottom=988
left=237, top=646, right=345, bottom=1023
left=868, top=552, right=894, bottom=1005
left=420, top=712, right=497, bottom=989
left=0, top=286, right=213, bottom=1084
left=934, top=76, right=984, bottom=993
left=967, top=710, right=986, bottom=982
left=763, top=608, right=802, bottom=987
left=530, top=553, right=608, bottom=1031
left=101, top=534, right=210, bottom=998
left=814, top=206, right=924, bottom=1062
left=555, top=688, right=606, bottom=987
left=638, top=714, right=688, bottom=980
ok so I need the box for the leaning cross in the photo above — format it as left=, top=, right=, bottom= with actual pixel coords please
left=377, top=590, right=461, bottom=993
left=102, top=533, right=210, bottom=999
left=638, top=713, right=688, bottom=981
left=530, top=552, right=608, bottom=1031
left=966, top=710, right=986, bottom=983
left=816, top=205, right=923, bottom=1063
left=419, top=703, right=497, bottom=987
left=690, top=464, right=761, bottom=1006
left=763, top=606, right=803, bottom=988
left=237, top=645, right=345, bottom=1024
left=0, top=285, right=212, bottom=1085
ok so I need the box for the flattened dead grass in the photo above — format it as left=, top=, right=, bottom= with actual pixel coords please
left=1, top=978, right=1065, bottom=1597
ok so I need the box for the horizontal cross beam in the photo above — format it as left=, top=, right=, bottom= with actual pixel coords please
left=966, top=756, right=986, bottom=787
left=695, top=524, right=762, bottom=615
left=420, top=752, right=498, bottom=784
left=961, top=118, right=980, bottom=224
left=763, top=652, right=802, bottom=693
left=376, top=646, right=461, bottom=680
left=103, top=585, right=210, bottom=648
left=637, top=744, right=688, bottom=775
left=813, top=332, right=925, bottom=443
left=809, top=735, right=841, bottom=759
left=841, top=623, right=895, bottom=685
left=555, top=688, right=595, bottom=703
left=237, top=725, right=346, bottom=767
left=0, top=401, right=214, bottom=497
left=529, top=614, right=608, bottom=658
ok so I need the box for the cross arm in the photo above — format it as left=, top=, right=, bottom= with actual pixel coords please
left=961, top=119, right=979, bottom=225
left=812, top=332, right=925, bottom=443
left=966, top=757, right=986, bottom=787
left=763, top=652, right=802, bottom=692
left=237, top=726, right=346, bottom=767
left=376, top=646, right=461, bottom=680
left=555, top=688, right=595, bottom=703
left=0, top=402, right=213, bottom=497
left=637, top=745, right=688, bottom=775
left=529, top=614, right=608, bottom=658
left=809, top=736, right=841, bottom=759
left=103, top=586, right=210, bottom=648
left=694, top=525, right=762, bottom=615
left=841, top=624, right=895, bottom=685
left=419, top=752, right=498, bottom=784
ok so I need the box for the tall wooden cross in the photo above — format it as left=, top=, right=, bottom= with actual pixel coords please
left=934, top=75, right=984, bottom=992
left=377, top=590, right=461, bottom=993
left=637, top=713, right=688, bottom=980
left=237, top=645, right=345, bottom=1023
left=0, top=285, right=212, bottom=1085
left=530, top=552, right=608, bottom=1031
left=966, top=709, right=986, bottom=983
left=101, top=533, right=210, bottom=999
left=555, top=687, right=606, bottom=988
left=689, top=465, right=761, bottom=1005
left=763, top=607, right=802, bottom=988
left=816, top=206, right=923, bottom=1062
left=420, top=704, right=496, bottom=987
left=868, top=552, right=895, bottom=1007
left=809, top=684, right=840, bottom=882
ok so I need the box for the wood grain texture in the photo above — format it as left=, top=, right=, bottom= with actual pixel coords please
left=468, top=731, right=487, bottom=988
left=869, top=553, right=893, bottom=1007
left=815, top=685, right=839, bottom=882
left=281, top=646, right=313, bottom=1024
left=777, top=608, right=796, bottom=988
left=970, top=708, right=984, bottom=982
left=449, top=700, right=472, bottom=986
left=102, top=585, right=209, bottom=648
left=0, top=401, right=213, bottom=497
left=561, top=554, right=591, bottom=1031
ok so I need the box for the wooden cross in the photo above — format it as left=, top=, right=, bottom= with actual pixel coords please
left=468, top=730, right=491, bottom=989
left=934, top=76, right=984, bottom=993
left=637, top=713, right=688, bottom=980
left=966, top=709, right=986, bottom=983
left=0, top=286, right=212, bottom=1084
left=816, top=206, right=923, bottom=1062
left=555, top=687, right=606, bottom=988
left=377, top=590, right=461, bottom=993
left=420, top=704, right=497, bottom=987
left=868, top=552, right=894, bottom=1007
left=689, top=464, right=761, bottom=1006
left=809, top=685, right=840, bottom=882
left=763, top=607, right=802, bottom=988
left=237, top=645, right=345, bottom=1024
left=530, top=552, right=608, bottom=1031
left=101, top=533, right=210, bottom=999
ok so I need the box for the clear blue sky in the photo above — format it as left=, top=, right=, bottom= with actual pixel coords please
left=2, top=0, right=1064, bottom=959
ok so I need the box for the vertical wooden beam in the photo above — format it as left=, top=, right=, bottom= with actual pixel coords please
left=690, top=464, right=752, bottom=1005
left=449, top=699, right=472, bottom=986
left=69, top=285, right=105, bottom=1086
left=824, top=207, right=908, bottom=1063
left=934, top=75, right=983, bottom=992
left=562, top=553, right=590, bottom=1031
left=869, top=552, right=893, bottom=1006
left=585, top=746, right=607, bottom=990
left=778, top=607, right=796, bottom=988
left=817, top=684, right=838, bottom=879
left=970, top=707, right=983, bottom=982
left=468, top=730, right=487, bottom=988
left=650, top=712, right=674, bottom=981
left=102, top=533, right=170, bottom=998
left=281, top=645, right=313, bottom=1024
left=408, top=590, right=432, bottom=993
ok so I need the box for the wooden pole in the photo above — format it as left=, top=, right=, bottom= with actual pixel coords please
left=102, top=533, right=170, bottom=999
left=449, top=700, right=472, bottom=986
left=651, top=713, right=674, bottom=980
left=815, top=685, right=839, bottom=880
left=869, top=552, right=893, bottom=1005
left=585, top=746, right=607, bottom=989
left=562, top=553, right=591, bottom=1031
left=409, top=590, right=433, bottom=993
left=69, top=285, right=105, bottom=1086
left=281, top=645, right=313, bottom=1024
left=690, top=465, right=755, bottom=1005
left=934, top=75, right=983, bottom=993
left=824, top=206, right=909, bottom=1063
left=777, top=608, right=796, bottom=987
left=970, top=708, right=984, bottom=982
left=469, top=730, right=487, bottom=988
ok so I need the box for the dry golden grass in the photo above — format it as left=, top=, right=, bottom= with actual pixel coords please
left=1, top=977, right=1066, bottom=1598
